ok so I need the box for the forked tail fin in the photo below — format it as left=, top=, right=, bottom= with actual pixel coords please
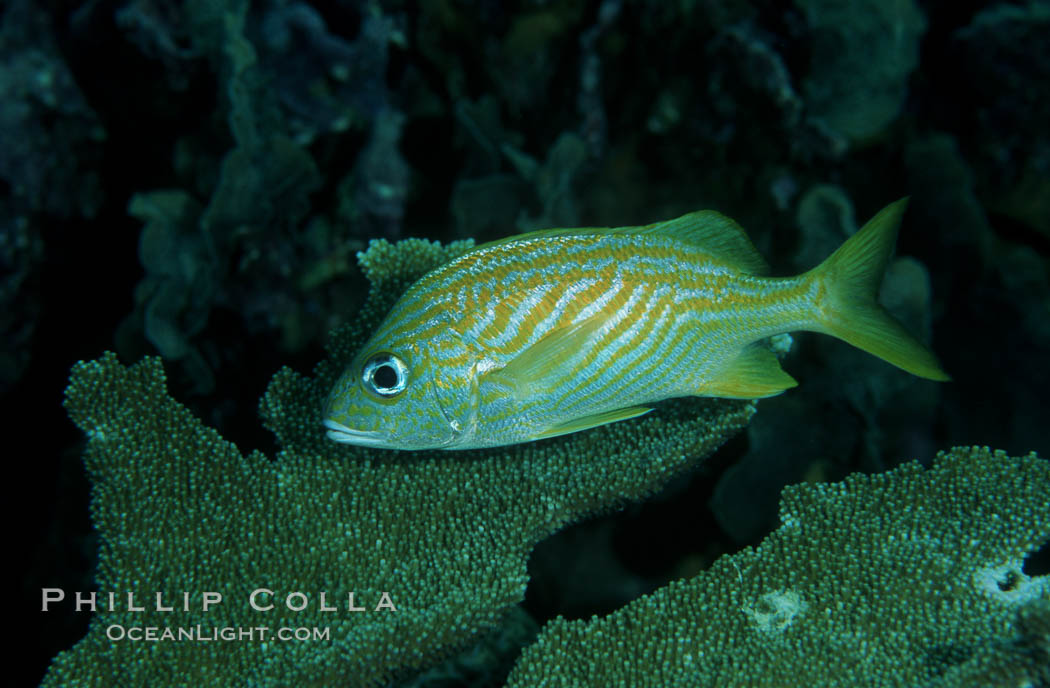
left=808, top=198, right=950, bottom=381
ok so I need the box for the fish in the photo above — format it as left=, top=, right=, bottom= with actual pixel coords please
left=323, top=198, right=948, bottom=450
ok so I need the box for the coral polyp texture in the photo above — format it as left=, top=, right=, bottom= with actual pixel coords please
left=42, top=238, right=753, bottom=687
left=506, top=446, right=1050, bottom=688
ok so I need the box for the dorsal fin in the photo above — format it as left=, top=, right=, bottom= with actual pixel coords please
left=472, top=211, right=769, bottom=275
left=632, top=211, right=769, bottom=274
left=471, top=226, right=612, bottom=251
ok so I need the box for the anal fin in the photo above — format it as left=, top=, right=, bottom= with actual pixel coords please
left=704, top=345, right=797, bottom=399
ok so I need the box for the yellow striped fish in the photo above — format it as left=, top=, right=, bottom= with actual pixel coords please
left=324, top=198, right=948, bottom=450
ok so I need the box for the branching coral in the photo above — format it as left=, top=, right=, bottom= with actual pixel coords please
left=42, top=237, right=753, bottom=687
left=506, top=446, right=1050, bottom=687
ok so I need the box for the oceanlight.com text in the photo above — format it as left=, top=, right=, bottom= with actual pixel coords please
left=105, top=624, right=331, bottom=642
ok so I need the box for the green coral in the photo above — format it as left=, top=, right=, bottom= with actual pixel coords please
left=506, top=446, right=1050, bottom=687
left=42, top=238, right=753, bottom=687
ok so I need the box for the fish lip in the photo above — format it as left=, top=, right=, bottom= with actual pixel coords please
left=323, top=419, right=390, bottom=447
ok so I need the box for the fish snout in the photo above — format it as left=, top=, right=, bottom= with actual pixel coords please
left=322, top=419, right=391, bottom=448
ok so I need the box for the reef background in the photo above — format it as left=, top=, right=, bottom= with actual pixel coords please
left=6, top=0, right=1047, bottom=685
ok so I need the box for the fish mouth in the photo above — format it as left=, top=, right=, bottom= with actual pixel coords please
left=323, top=419, right=390, bottom=447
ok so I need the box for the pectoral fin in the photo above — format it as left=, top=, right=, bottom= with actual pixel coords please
left=483, top=313, right=606, bottom=399
left=472, top=211, right=768, bottom=275
left=704, top=345, right=797, bottom=399
left=532, top=406, right=653, bottom=440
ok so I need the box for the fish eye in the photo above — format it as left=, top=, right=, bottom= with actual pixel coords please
left=361, top=353, right=409, bottom=397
